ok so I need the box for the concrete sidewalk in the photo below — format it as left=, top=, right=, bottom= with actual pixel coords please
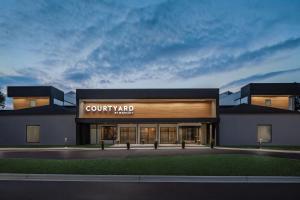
left=215, top=147, right=300, bottom=154
left=0, top=146, right=299, bottom=154
left=0, top=146, right=209, bottom=151
left=0, top=147, right=300, bottom=160
left=0, top=173, right=299, bottom=183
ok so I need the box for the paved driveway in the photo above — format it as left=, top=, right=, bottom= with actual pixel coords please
left=0, top=148, right=299, bottom=160
left=0, top=181, right=299, bottom=200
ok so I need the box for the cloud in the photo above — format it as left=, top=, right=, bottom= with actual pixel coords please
left=221, top=67, right=300, bottom=90
left=178, top=37, right=300, bottom=78
left=0, top=0, right=300, bottom=92
left=0, top=74, right=39, bottom=86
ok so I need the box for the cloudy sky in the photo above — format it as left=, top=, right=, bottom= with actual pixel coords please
left=1, top=0, right=300, bottom=95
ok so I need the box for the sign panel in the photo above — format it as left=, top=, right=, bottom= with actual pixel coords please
left=79, top=100, right=216, bottom=118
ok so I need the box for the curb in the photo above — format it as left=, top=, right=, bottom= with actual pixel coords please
left=0, top=174, right=299, bottom=183
left=0, top=147, right=210, bottom=151
left=215, top=147, right=300, bottom=154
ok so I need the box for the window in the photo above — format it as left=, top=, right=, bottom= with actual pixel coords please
left=54, top=98, right=64, bottom=106
left=240, top=96, right=248, bottom=104
left=101, top=126, right=117, bottom=140
left=26, top=125, right=40, bottom=143
left=140, top=127, right=156, bottom=144
left=181, top=127, right=198, bottom=143
left=29, top=100, right=36, bottom=107
left=120, top=127, right=136, bottom=144
left=257, top=125, right=272, bottom=143
left=160, top=127, right=177, bottom=144
left=265, top=99, right=272, bottom=106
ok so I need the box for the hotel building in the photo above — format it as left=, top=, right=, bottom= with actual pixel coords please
left=0, top=83, right=299, bottom=146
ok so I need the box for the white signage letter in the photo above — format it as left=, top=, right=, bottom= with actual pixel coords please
left=91, top=106, right=97, bottom=112
left=129, top=106, right=134, bottom=111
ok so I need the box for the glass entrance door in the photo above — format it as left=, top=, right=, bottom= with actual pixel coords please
left=181, top=127, right=199, bottom=143
left=140, top=127, right=156, bottom=144
left=160, top=127, right=177, bottom=144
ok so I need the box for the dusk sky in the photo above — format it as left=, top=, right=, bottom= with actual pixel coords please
left=1, top=0, right=300, bottom=95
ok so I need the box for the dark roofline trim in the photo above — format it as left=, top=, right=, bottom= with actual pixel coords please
left=7, top=86, right=64, bottom=102
left=0, top=113, right=75, bottom=116
left=76, top=88, right=219, bottom=100
left=241, top=83, right=300, bottom=98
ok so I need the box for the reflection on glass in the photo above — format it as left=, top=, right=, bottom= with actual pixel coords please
left=181, top=127, right=198, bottom=143
left=140, top=127, right=156, bottom=144
left=120, top=127, right=136, bottom=143
left=160, top=127, right=177, bottom=144
left=101, top=126, right=117, bottom=140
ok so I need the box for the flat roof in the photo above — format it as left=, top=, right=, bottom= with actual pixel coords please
left=241, top=83, right=300, bottom=98
left=7, top=86, right=64, bottom=101
left=76, top=88, right=219, bottom=100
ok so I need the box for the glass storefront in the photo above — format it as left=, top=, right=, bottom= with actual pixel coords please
left=120, top=127, right=137, bottom=144
left=88, top=124, right=208, bottom=145
left=160, top=127, right=177, bottom=144
left=140, top=127, right=156, bottom=144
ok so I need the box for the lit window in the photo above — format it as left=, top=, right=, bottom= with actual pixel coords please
left=30, top=100, right=36, bottom=107
left=26, top=125, right=40, bottom=143
left=265, top=99, right=272, bottom=106
left=257, top=125, right=272, bottom=143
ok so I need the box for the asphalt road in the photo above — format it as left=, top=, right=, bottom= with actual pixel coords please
left=0, top=148, right=299, bottom=159
left=0, top=181, right=299, bottom=200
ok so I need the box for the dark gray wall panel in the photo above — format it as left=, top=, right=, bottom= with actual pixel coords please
left=219, top=114, right=300, bottom=146
left=0, top=115, right=76, bottom=145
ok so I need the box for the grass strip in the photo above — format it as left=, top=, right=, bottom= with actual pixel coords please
left=0, top=154, right=299, bottom=176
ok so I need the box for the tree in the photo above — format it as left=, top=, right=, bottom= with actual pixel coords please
left=0, top=89, right=5, bottom=109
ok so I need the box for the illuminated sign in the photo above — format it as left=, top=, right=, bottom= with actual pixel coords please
left=85, top=105, right=135, bottom=115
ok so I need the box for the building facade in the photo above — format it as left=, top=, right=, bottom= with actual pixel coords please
left=0, top=83, right=299, bottom=146
left=76, top=89, right=219, bottom=145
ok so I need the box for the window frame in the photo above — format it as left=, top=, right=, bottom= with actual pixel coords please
left=29, top=99, right=37, bottom=107
left=160, top=127, right=177, bottom=144
left=26, top=125, right=40, bottom=143
left=264, top=99, right=272, bottom=107
left=257, top=124, right=272, bottom=143
left=120, top=127, right=137, bottom=144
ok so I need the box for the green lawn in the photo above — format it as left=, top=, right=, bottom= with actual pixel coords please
left=0, top=155, right=299, bottom=176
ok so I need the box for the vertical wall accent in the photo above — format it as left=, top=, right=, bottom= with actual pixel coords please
left=200, top=124, right=207, bottom=145
left=157, top=124, right=159, bottom=142
left=137, top=124, right=140, bottom=144
left=117, top=125, right=120, bottom=143
left=176, top=125, right=179, bottom=143
left=158, top=124, right=161, bottom=143
left=209, top=124, right=212, bottom=144
left=289, top=96, right=295, bottom=110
